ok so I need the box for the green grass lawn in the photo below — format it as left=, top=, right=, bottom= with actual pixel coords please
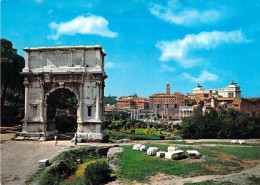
left=166, top=141, right=260, bottom=146
left=123, top=128, right=174, bottom=136
left=107, top=130, right=155, bottom=140
left=206, top=146, right=260, bottom=160
left=107, top=128, right=182, bottom=140
left=116, top=144, right=243, bottom=182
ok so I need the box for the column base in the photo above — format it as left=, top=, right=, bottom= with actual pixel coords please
left=71, top=130, right=109, bottom=143
left=16, top=129, right=58, bottom=141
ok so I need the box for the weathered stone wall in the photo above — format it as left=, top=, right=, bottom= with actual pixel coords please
left=27, top=49, right=103, bottom=69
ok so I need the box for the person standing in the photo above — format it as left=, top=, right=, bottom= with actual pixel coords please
left=74, top=133, right=78, bottom=146
left=54, top=135, right=58, bottom=146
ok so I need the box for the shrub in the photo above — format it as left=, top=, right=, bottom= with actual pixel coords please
left=39, top=160, right=70, bottom=185
left=84, top=159, right=111, bottom=185
left=50, top=147, right=98, bottom=170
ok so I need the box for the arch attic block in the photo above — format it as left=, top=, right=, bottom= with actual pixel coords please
left=19, top=46, right=108, bottom=142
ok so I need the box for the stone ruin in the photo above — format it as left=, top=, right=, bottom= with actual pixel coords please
left=17, top=46, right=108, bottom=142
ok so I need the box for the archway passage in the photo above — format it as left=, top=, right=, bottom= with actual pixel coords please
left=47, top=88, right=78, bottom=139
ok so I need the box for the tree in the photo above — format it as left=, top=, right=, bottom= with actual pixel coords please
left=181, top=107, right=260, bottom=139
left=104, top=95, right=117, bottom=105
left=1, top=38, right=25, bottom=124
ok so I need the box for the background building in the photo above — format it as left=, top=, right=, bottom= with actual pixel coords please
left=149, top=83, right=185, bottom=119
left=193, top=81, right=241, bottom=98
left=117, top=97, right=149, bottom=110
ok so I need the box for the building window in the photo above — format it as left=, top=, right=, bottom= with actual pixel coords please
left=88, top=106, right=92, bottom=117
left=32, top=105, right=37, bottom=117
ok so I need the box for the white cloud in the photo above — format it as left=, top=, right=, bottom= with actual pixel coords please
left=36, top=0, right=42, bottom=3
left=160, top=64, right=175, bottom=72
left=105, top=62, right=115, bottom=69
left=156, top=30, right=248, bottom=68
left=149, top=0, right=221, bottom=26
left=48, top=14, right=118, bottom=40
left=183, top=71, right=218, bottom=83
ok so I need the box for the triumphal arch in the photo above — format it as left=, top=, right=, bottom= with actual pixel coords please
left=18, top=46, right=107, bottom=141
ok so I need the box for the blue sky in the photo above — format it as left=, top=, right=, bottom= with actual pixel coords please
left=2, top=0, right=260, bottom=98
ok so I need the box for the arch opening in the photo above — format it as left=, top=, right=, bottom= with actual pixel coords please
left=46, top=88, right=78, bottom=138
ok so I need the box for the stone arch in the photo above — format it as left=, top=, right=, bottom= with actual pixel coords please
left=19, top=46, right=108, bottom=142
left=45, top=87, right=79, bottom=134
left=45, top=86, right=80, bottom=103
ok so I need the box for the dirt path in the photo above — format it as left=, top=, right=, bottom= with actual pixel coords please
left=1, top=138, right=69, bottom=185
left=0, top=134, right=130, bottom=185
left=144, top=163, right=260, bottom=185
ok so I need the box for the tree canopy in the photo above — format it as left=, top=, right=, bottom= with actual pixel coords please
left=181, top=108, right=260, bottom=139
left=1, top=38, right=25, bottom=125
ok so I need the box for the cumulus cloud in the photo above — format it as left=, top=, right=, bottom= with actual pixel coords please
left=156, top=30, right=248, bottom=68
left=160, top=64, right=175, bottom=72
left=183, top=71, right=218, bottom=83
left=149, top=0, right=221, bottom=26
left=48, top=14, right=118, bottom=40
left=105, top=62, right=115, bottom=69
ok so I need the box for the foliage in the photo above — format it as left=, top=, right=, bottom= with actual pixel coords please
left=106, top=109, right=130, bottom=121
left=39, top=160, right=70, bottom=185
left=28, top=147, right=103, bottom=185
left=1, top=38, right=25, bottom=125
left=83, top=159, right=111, bottom=185
left=63, top=157, right=104, bottom=184
left=107, top=130, right=155, bottom=140
left=55, top=109, right=77, bottom=132
left=104, top=95, right=117, bottom=105
left=107, top=128, right=178, bottom=140
left=246, top=175, right=260, bottom=185
left=181, top=108, right=260, bottom=139
left=50, top=147, right=99, bottom=170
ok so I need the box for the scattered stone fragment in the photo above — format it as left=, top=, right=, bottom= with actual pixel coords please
left=39, top=137, right=46, bottom=141
left=156, top=151, right=166, bottom=158
left=15, top=136, right=25, bottom=140
left=140, top=145, right=147, bottom=151
left=239, top=140, right=246, bottom=144
left=38, top=159, right=49, bottom=168
left=107, top=147, right=124, bottom=171
left=165, top=150, right=184, bottom=160
left=186, top=150, right=201, bottom=159
left=168, top=146, right=179, bottom=152
left=147, top=147, right=159, bottom=156
left=133, top=144, right=142, bottom=151
left=117, top=139, right=130, bottom=143
left=76, top=159, right=82, bottom=164
left=231, top=140, right=238, bottom=144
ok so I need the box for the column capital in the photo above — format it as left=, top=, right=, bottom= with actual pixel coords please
left=23, top=81, right=29, bottom=87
